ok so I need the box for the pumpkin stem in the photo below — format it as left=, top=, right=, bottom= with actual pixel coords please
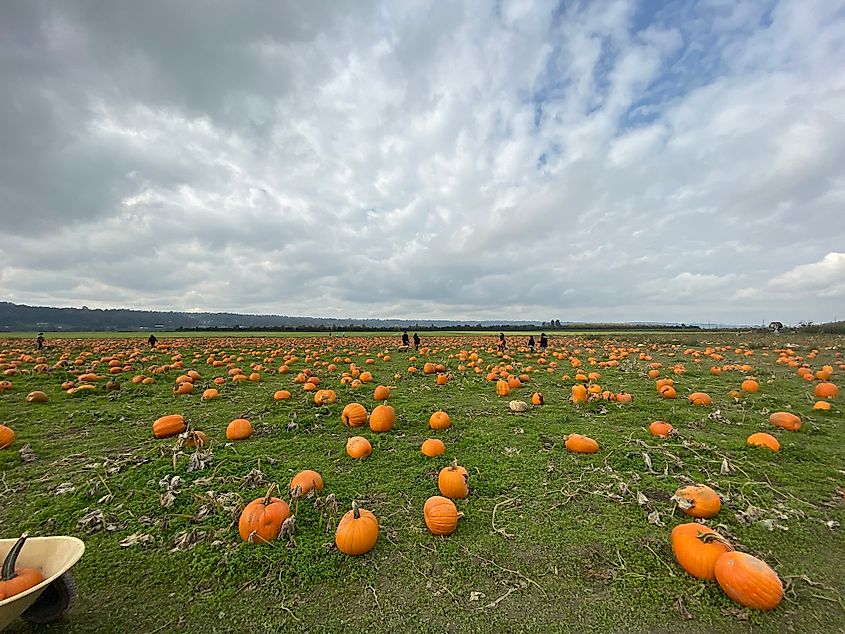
left=263, top=483, right=277, bottom=505
left=352, top=500, right=360, bottom=519
left=698, top=530, right=733, bottom=550
left=2, top=533, right=28, bottom=581
left=450, top=458, right=459, bottom=470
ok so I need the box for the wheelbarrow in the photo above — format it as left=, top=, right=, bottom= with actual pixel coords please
left=0, top=536, right=85, bottom=631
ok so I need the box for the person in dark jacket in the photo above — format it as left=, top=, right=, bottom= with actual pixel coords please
left=148, top=334, right=158, bottom=347
left=402, top=331, right=410, bottom=347
left=497, top=332, right=506, bottom=352
left=527, top=335, right=535, bottom=353
left=413, top=332, right=420, bottom=349
left=539, top=333, right=548, bottom=352
left=36, top=333, right=45, bottom=350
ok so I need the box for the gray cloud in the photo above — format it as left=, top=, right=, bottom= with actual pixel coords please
left=1, top=0, right=844, bottom=325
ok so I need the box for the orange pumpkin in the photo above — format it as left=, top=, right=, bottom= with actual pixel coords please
left=671, top=523, right=732, bottom=580
left=346, top=436, right=372, bottom=459
left=814, top=382, right=838, bottom=398
left=226, top=418, right=253, bottom=441
left=25, top=391, right=48, bottom=403
left=289, top=469, right=324, bottom=494
left=153, top=414, right=186, bottom=439
left=747, top=432, right=780, bottom=451
left=428, top=411, right=451, bottom=430
left=421, top=438, right=445, bottom=457
left=0, top=535, right=44, bottom=601
left=341, top=403, right=368, bottom=428
left=649, top=421, right=673, bottom=437
left=373, top=385, right=391, bottom=401
left=570, top=384, right=588, bottom=404
left=531, top=392, right=544, bottom=405
left=813, top=400, right=831, bottom=411
left=273, top=389, right=292, bottom=400
left=238, top=486, right=291, bottom=543
left=565, top=433, right=599, bottom=453
left=714, top=552, right=783, bottom=610
left=673, top=485, right=721, bottom=518
left=688, top=392, right=713, bottom=406
left=768, top=411, right=801, bottom=432
left=0, top=424, right=15, bottom=449
left=438, top=461, right=469, bottom=499
left=424, top=495, right=462, bottom=536
left=741, top=379, right=759, bottom=393
left=369, top=404, right=396, bottom=432
left=335, top=501, right=379, bottom=556
left=496, top=380, right=511, bottom=397
left=201, top=388, right=219, bottom=401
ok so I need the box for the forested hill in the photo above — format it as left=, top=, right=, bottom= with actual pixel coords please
left=0, top=302, right=548, bottom=332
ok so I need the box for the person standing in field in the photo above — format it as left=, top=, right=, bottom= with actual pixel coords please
left=539, top=333, right=548, bottom=353
left=497, top=332, right=506, bottom=352
left=36, top=333, right=45, bottom=350
left=413, top=332, right=420, bottom=349
left=402, top=331, right=410, bottom=347
left=527, top=335, right=535, bottom=352
left=148, top=334, right=158, bottom=347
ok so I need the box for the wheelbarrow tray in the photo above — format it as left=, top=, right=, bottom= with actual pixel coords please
left=0, top=536, right=85, bottom=630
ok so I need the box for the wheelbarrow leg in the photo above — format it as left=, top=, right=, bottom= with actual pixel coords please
left=20, top=572, right=77, bottom=624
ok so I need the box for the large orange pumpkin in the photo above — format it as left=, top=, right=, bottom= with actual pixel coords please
left=671, top=523, right=732, bottom=580
left=747, top=432, right=780, bottom=451
left=428, top=411, right=451, bottom=430
left=226, top=418, right=253, bottom=441
left=341, top=403, right=368, bottom=427
left=369, top=404, right=395, bottom=432
left=153, top=414, right=186, bottom=438
left=423, top=496, right=461, bottom=536
left=769, top=411, right=801, bottom=432
left=714, top=552, right=783, bottom=611
left=565, top=433, right=599, bottom=453
left=814, top=382, right=838, bottom=398
left=0, top=424, right=15, bottom=449
left=649, top=421, right=673, bottom=437
left=421, top=438, right=445, bottom=457
left=238, top=486, right=291, bottom=543
left=438, top=461, right=469, bottom=499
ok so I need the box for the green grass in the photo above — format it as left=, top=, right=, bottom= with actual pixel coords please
left=1, top=332, right=843, bottom=633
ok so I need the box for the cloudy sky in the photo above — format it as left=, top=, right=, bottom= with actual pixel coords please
left=1, top=0, right=844, bottom=325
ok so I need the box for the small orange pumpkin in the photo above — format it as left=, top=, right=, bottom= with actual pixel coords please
left=421, top=438, right=445, bottom=457
left=649, top=421, right=673, bottom=438
left=688, top=392, right=713, bottom=406
left=373, top=385, right=391, bottom=401
left=0, top=424, right=15, bottom=449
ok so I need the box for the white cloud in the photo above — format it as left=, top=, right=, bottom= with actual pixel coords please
left=0, top=0, right=844, bottom=324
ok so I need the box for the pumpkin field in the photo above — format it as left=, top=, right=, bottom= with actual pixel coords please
left=0, top=331, right=843, bottom=633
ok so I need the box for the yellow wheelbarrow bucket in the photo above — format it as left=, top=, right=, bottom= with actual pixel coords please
left=0, top=536, right=85, bottom=631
